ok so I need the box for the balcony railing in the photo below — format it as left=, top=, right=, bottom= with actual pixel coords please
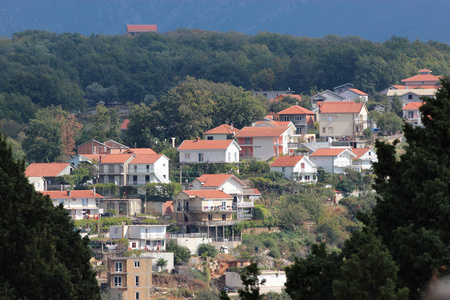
left=237, top=201, right=254, bottom=208
left=139, top=233, right=166, bottom=239
left=333, top=161, right=352, bottom=167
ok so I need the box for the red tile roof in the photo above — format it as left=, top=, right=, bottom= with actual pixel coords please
left=120, top=119, right=130, bottom=130
left=178, top=140, right=235, bottom=150
left=130, top=154, right=164, bottom=164
left=195, top=174, right=246, bottom=188
left=235, top=126, right=289, bottom=137
left=310, top=148, right=352, bottom=157
left=278, top=105, right=315, bottom=115
left=270, top=155, right=305, bottom=167
left=402, top=102, right=424, bottom=110
left=254, top=120, right=291, bottom=127
left=42, top=190, right=104, bottom=199
left=319, top=101, right=365, bottom=114
left=419, top=69, right=432, bottom=73
left=100, top=153, right=134, bottom=164
left=203, top=124, right=240, bottom=135
left=401, top=74, right=441, bottom=83
left=348, top=88, right=368, bottom=96
left=127, top=148, right=157, bottom=155
left=402, top=85, right=439, bottom=89
left=182, top=190, right=233, bottom=199
left=351, top=148, right=372, bottom=159
left=391, top=85, right=405, bottom=89
left=25, top=163, right=72, bottom=177
left=126, top=25, right=157, bottom=32
left=81, top=154, right=106, bottom=162
left=270, top=94, right=302, bottom=102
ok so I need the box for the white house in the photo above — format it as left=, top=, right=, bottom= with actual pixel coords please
left=386, top=89, right=436, bottom=106
left=178, top=139, right=241, bottom=164
left=310, top=90, right=344, bottom=110
left=29, top=176, right=45, bottom=192
left=235, top=126, right=291, bottom=161
left=42, top=189, right=104, bottom=220
left=226, top=271, right=287, bottom=294
left=190, top=174, right=259, bottom=219
left=270, top=155, right=317, bottom=183
left=110, top=224, right=167, bottom=251
left=127, top=154, right=170, bottom=185
left=25, top=162, right=74, bottom=191
left=309, top=148, right=356, bottom=173
left=203, top=124, right=239, bottom=140
left=338, top=88, right=369, bottom=102
left=97, top=153, right=136, bottom=185
left=351, top=148, right=378, bottom=171
left=402, top=102, right=424, bottom=127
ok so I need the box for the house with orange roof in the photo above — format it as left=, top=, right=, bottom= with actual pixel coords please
left=401, top=69, right=441, bottom=88
left=269, top=94, right=302, bottom=103
left=25, top=162, right=74, bottom=191
left=338, top=88, right=369, bottom=102
left=270, top=155, right=317, bottom=182
left=402, top=102, right=425, bottom=127
left=309, top=148, right=356, bottom=173
left=318, top=101, right=368, bottom=139
left=254, top=90, right=295, bottom=100
left=235, top=126, right=291, bottom=161
left=190, top=174, right=260, bottom=219
left=126, top=24, right=157, bottom=36
left=98, top=153, right=136, bottom=185
left=177, top=138, right=241, bottom=164
left=386, top=89, right=435, bottom=106
left=174, top=190, right=239, bottom=239
left=277, top=105, right=315, bottom=135
left=42, top=189, right=104, bottom=220
left=203, top=124, right=240, bottom=140
left=351, top=148, right=378, bottom=171
left=127, top=154, right=170, bottom=185
left=77, top=139, right=129, bottom=155
left=310, top=90, right=345, bottom=110
left=120, top=119, right=130, bottom=132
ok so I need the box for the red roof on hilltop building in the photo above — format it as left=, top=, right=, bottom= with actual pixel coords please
left=310, top=148, right=353, bottom=157
left=402, top=102, right=424, bottom=110
left=182, top=190, right=233, bottom=199
left=351, top=148, right=372, bottom=160
left=120, top=119, right=130, bottom=130
left=278, top=105, right=315, bottom=115
left=126, top=25, right=157, bottom=32
left=235, top=126, right=289, bottom=138
left=195, top=174, right=246, bottom=188
left=43, top=190, right=104, bottom=199
left=25, top=163, right=71, bottom=177
left=127, top=148, right=157, bottom=155
left=348, top=88, right=368, bottom=96
left=130, top=154, right=164, bottom=164
left=401, top=74, right=441, bottom=83
left=178, top=139, right=235, bottom=150
left=270, top=155, right=305, bottom=167
left=270, top=94, right=302, bottom=102
left=100, top=153, right=134, bottom=164
left=203, top=124, right=240, bottom=135
left=319, top=101, right=365, bottom=114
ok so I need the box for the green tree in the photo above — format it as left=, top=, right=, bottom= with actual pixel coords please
left=166, top=240, right=191, bottom=265
left=156, top=258, right=168, bottom=271
left=125, top=103, right=158, bottom=148
left=377, top=112, right=403, bottom=135
left=285, top=243, right=341, bottom=300
left=391, top=95, right=403, bottom=117
left=0, top=133, right=100, bottom=299
left=83, top=104, right=121, bottom=142
left=238, top=262, right=266, bottom=300
left=197, top=243, right=218, bottom=258
left=371, top=77, right=450, bottom=299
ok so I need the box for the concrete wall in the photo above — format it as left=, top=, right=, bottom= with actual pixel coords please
left=141, top=252, right=174, bottom=272
left=174, top=237, right=211, bottom=254
left=226, top=271, right=287, bottom=294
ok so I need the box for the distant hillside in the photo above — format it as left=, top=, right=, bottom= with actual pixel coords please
left=1, top=0, right=450, bottom=44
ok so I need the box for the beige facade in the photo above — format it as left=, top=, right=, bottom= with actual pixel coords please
left=318, top=106, right=368, bottom=138
left=107, top=257, right=152, bottom=300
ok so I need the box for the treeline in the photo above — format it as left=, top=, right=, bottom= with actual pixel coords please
left=2, top=29, right=450, bottom=123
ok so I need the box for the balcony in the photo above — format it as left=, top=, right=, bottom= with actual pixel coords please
left=333, top=161, right=351, bottom=167
left=188, top=205, right=236, bottom=213
left=182, top=220, right=240, bottom=226
left=138, top=233, right=166, bottom=240
left=237, top=201, right=254, bottom=208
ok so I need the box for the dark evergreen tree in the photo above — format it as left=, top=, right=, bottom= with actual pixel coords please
left=238, top=262, right=266, bottom=300
left=372, top=77, right=450, bottom=299
left=0, top=133, right=100, bottom=299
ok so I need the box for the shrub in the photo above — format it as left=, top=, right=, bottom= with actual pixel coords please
left=197, top=244, right=218, bottom=258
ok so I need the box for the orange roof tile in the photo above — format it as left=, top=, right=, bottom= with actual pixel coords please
left=265, top=114, right=274, bottom=120
left=310, top=148, right=353, bottom=157
left=203, top=124, right=240, bottom=135
left=81, top=154, right=106, bottom=162
left=270, top=94, right=302, bottom=102
left=127, top=148, right=157, bottom=155
left=25, top=163, right=72, bottom=177
left=42, top=190, right=104, bottom=199
left=270, top=155, right=305, bottom=167
left=351, top=148, right=372, bottom=159
left=401, top=85, right=439, bottom=89
left=178, top=140, right=235, bottom=150
left=120, top=119, right=130, bottom=130
left=348, top=88, right=368, bottom=96
left=100, top=153, right=134, bottom=164
left=278, top=105, right=315, bottom=115
left=319, top=101, right=365, bottom=114
left=130, top=154, right=164, bottom=164
left=235, top=126, right=289, bottom=138
left=195, top=174, right=246, bottom=188
left=127, top=24, right=157, bottom=32
left=402, top=102, right=424, bottom=110
left=182, top=190, right=233, bottom=199
left=401, top=74, right=441, bottom=82
left=391, top=85, right=405, bottom=89
left=419, top=69, right=432, bottom=73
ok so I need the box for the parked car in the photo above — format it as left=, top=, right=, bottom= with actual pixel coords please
left=100, top=212, right=113, bottom=217
left=132, top=219, right=143, bottom=225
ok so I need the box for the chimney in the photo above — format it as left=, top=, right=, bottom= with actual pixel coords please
left=195, top=137, right=199, bottom=142
left=60, top=184, right=63, bottom=192
left=93, top=186, right=96, bottom=196
left=67, top=190, right=71, bottom=197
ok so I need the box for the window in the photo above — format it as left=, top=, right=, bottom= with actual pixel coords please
left=295, top=127, right=302, bottom=134
left=244, top=137, right=251, bottom=145
left=284, top=116, right=290, bottom=121
left=82, top=199, right=87, bottom=207
left=322, top=127, right=326, bottom=133
left=222, top=201, right=226, bottom=210
left=322, top=115, right=326, bottom=121
left=134, top=165, right=137, bottom=172
left=294, top=116, right=301, bottom=121
left=208, top=214, right=212, bottom=221
left=408, top=94, right=413, bottom=99
left=115, top=262, right=123, bottom=272
left=198, top=153, right=204, bottom=162
left=133, top=175, right=137, bottom=185
left=135, top=292, right=140, bottom=300
left=305, top=175, right=310, bottom=181
left=234, top=152, right=237, bottom=161
left=132, top=242, right=137, bottom=248
left=114, top=276, right=122, bottom=287
left=222, top=214, right=226, bottom=221
left=207, top=136, right=213, bottom=140
left=185, top=153, right=190, bottom=159
left=145, top=175, right=150, bottom=183
left=328, top=116, right=333, bottom=122
left=328, top=127, right=334, bottom=133
left=282, top=167, right=285, bottom=172
left=301, top=163, right=305, bottom=169
left=146, top=165, right=149, bottom=171
left=228, top=152, right=231, bottom=161
left=135, top=276, right=139, bottom=286
left=114, top=228, right=119, bottom=234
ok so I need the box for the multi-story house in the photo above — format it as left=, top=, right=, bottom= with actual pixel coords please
left=309, top=148, right=356, bottom=173
left=235, top=126, right=291, bottom=161
left=190, top=174, right=260, bottom=219
left=277, top=105, right=315, bottom=135
left=310, top=90, right=344, bottom=110
left=127, top=154, right=170, bottom=185
left=401, top=69, right=441, bottom=89
left=402, top=102, right=424, bottom=127
left=203, top=124, right=239, bottom=140
left=42, top=189, right=104, bottom=220
left=110, top=224, right=168, bottom=251
left=318, top=101, right=368, bottom=139
left=98, top=153, right=135, bottom=185
left=387, top=89, right=435, bottom=107
left=351, top=148, right=378, bottom=171
left=178, top=138, right=241, bottom=164
left=25, top=162, right=74, bottom=191
left=107, top=256, right=153, bottom=300
left=174, top=190, right=238, bottom=240
left=269, top=155, right=317, bottom=182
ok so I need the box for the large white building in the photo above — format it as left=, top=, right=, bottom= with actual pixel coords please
left=270, top=155, right=317, bottom=182
left=177, top=139, right=241, bottom=164
left=309, top=148, right=356, bottom=173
